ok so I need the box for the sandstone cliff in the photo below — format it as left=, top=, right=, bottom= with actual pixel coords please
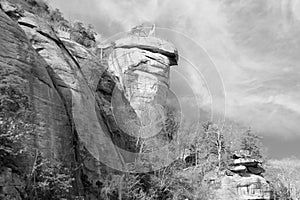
left=0, top=2, right=273, bottom=200
left=0, top=1, right=179, bottom=198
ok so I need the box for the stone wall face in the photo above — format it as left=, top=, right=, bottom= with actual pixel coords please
left=0, top=2, right=117, bottom=197
left=0, top=6, right=78, bottom=197
left=1, top=0, right=181, bottom=198
left=108, top=36, right=178, bottom=139
left=14, top=9, right=122, bottom=198
left=0, top=5, right=73, bottom=166
left=0, top=1, right=180, bottom=197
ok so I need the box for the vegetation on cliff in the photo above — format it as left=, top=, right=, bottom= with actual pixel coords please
left=4, top=0, right=97, bottom=48
left=1, top=1, right=300, bottom=200
left=0, top=64, right=31, bottom=171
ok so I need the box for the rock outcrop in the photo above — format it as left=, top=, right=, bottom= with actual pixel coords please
left=0, top=3, right=80, bottom=196
left=0, top=0, right=74, bottom=170
left=108, top=35, right=178, bottom=139
left=106, top=35, right=180, bottom=172
left=0, top=0, right=180, bottom=198
left=206, top=150, right=272, bottom=200
left=14, top=6, right=127, bottom=197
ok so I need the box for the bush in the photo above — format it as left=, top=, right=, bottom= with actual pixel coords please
left=24, top=0, right=50, bottom=16
left=0, top=66, right=33, bottom=171
left=99, top=160, right=213, bottom=200
left=70, top=22, right=96, bottom=48
left=26, top=153, right=76, bottom=200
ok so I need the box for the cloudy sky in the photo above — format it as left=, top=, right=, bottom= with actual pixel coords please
left=47, top=0, right=300, bottom=158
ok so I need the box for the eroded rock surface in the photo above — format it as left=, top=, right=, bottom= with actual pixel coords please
left=1, top=0, right=180, bottom=198
left=14, top=7, right=127, bottom=196
left=0, top=5, right=81, bottom=197
left=108, top=35, right=178, bottom=138
left=0, top=2, right=123, bottom=198
left=206, top=150, right=272, bottom=200
left=0, top=4, right=73, bottom=165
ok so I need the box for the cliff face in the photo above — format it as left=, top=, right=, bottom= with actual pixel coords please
left=108, top=36, right=178, bottom=136
left=0, top=1, right=179, bottom=199
left=0, top=4, right=77, bottom=198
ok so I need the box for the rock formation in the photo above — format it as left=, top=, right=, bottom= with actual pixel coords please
left=108, top=35, right=178, bottom=139
left=206, top=150, right=272, bottom=200
left=0, top=1, right=179, bottom=198
left=0, top=2, right=78, bottom=197
left=106, top=34, right=180, bottom=172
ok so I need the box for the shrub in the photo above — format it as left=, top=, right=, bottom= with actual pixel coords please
left=0, top=66, right=33, bottom=171
left=26, top=153, right=75, bottom=200
left=70, top=22, right=96, bottom=48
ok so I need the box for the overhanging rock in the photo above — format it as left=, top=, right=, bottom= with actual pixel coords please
left=108, top=35, right=179, bottom=138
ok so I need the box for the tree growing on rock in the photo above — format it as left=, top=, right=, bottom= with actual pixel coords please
left=49, top=8, right=64, bottom=23
left=240, top=128, right=265, bottom=160
left=25, top=152, right=76, bottom=200
left=70, top=22, right=96, bottom=48
left=0, top=66, right=34, bottom=171
left=184, top=122, right=228, bottom=171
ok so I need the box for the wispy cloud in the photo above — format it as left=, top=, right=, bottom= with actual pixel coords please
left=48, top=0, right=300, bottom=140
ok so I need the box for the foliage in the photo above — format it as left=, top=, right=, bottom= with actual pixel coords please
left=70, top=22, right=97, bottom=48
left=162, top=105, right=180, bottom=141
left=20, top=0, right=50, bottom=17
left=49, top=8, right=65, bottom=23
left=26, top=153, right=76, bottom=200
left=99, top=160, right=213, bottom=200
left=0, top=65, right=76, bottom=199
left=6, top=0, right=99, bottom=49
left=265, top=158, right=300, bottom=200
left=200, top=123, right=228, bottom=170
left=240, top=128, right=265, bottom=160
left=0, top=66, right=33, bottom=171
left=268, top=174, right=291, bottom=200
left=0, top=1, right=276, bottom=199
left=180, top=122, right=229, bottom=174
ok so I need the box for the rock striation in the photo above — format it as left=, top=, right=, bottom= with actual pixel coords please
left=105, top=34, right=180, bottom=172
left=0, top=0, right=180, bottom=198
left=108, top=35, right=178, bottom=139
left=229, top=150, right=265, bottom=175
left=0, top=1, right=119, bottom=198
left=0, top=3, right=78, bottom=197
left=208, top=150, right=272, bottom=200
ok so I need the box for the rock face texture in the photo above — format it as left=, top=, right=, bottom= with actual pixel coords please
left=107, top=35, right=180, bottom=172
left=0, top=5, right=77, bottom=197
left=0, top=1, right=72, bottom=162
left=0, top=167, right=24, bottom=200
left=108, top=36, right=178, bottom=139
left=207, top=150, right=272, bottom=200
left=0, top=0, right=179, bottom=198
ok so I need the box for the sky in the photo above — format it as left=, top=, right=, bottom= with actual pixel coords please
left=47, top=0, right=300, bottom=159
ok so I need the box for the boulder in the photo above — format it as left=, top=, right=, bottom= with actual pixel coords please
left=215, top=174, right=272, bottom=200
left=232, top=158, right=260, bottom=167
left=247, top=165, right=265, bottom=175
left=230, top=165, right=247, bottom=173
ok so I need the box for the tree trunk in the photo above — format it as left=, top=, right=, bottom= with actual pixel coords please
left=217, top=131, right=222, bottom=174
